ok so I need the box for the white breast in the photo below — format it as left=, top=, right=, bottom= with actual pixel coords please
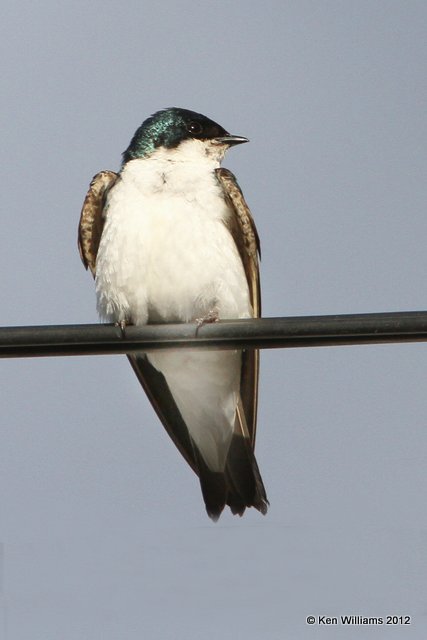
left=95, top=141, right=252, bottom=325
left=94, top=140, right=254, bottom=471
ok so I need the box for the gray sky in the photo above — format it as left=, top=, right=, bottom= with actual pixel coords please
left=1, top=1, right=427, bottom=638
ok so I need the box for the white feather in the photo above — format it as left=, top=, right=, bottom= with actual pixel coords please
left=95, top=139, right=253, bottom=470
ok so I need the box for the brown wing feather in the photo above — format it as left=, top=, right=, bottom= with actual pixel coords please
left=78, top=171, right=119, bottom=275
left=216, top=167, right=261, bottom=448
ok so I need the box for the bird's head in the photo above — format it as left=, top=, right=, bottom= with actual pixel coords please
left=122, top=107, right=248, bottom=164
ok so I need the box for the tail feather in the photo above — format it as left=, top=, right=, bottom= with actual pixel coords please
left=225, top=433, right=268, bottom=516
left=196, top=432, right=268, bottom=520
left=194, top=452, right=228, bottom=521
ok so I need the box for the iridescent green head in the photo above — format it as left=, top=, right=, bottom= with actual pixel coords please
left=122, top=107, right=248, bottom=163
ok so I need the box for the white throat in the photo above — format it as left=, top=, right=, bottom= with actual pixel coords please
left=119, top=138, right=228, bottom=200
left=146, top=137, right=228, bottom=164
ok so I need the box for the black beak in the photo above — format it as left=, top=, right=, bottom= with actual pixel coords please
left=212, top=135, right=249, bottom=146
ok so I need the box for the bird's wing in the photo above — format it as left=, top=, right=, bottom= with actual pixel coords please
left=128, top=354, right=199, bottom=473
left=216, top=167, right=261, bottom=447
left=78, top=171, right=119, bottom=275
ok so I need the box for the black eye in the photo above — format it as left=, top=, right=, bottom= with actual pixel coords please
left=187, top=121, right=203, bottom=135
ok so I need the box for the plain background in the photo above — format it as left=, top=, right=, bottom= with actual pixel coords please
left=1, top=1, right=426, bottom=638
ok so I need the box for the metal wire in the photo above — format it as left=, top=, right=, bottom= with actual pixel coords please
left=1, top=311, right=427, bottom=359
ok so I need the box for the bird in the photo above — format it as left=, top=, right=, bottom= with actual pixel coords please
left=78, top=107, right=268, bottom=520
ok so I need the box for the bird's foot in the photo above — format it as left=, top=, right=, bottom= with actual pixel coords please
left=115, top=319, right=128, bottom=338
left=195, top=308, right=219, bottom=335
left=196, top=308, right=220, bottom=327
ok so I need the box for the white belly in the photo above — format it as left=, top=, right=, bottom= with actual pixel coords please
left=95, top=158, right=252, bottom=325
left=94, top=154, right=253, bottom=471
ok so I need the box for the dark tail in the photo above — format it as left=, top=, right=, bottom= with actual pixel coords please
left=196, top=434, right=268, bottom=521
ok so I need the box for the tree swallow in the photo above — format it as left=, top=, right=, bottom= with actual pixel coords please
left=78, top=107, right=268, bottom=520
